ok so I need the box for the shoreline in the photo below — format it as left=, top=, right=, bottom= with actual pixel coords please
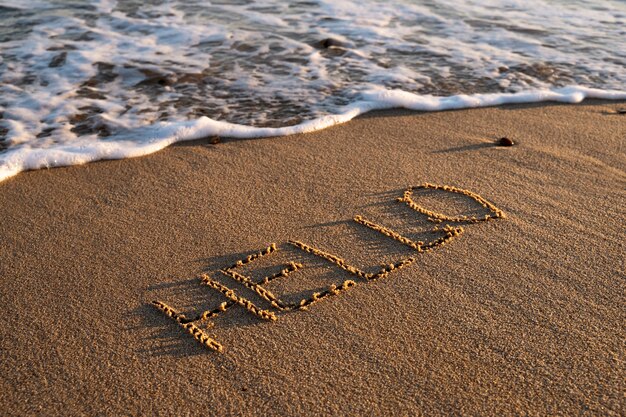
left=1, top=101, right=624, bottom=416
left=1, top=88, right=625, bottom=183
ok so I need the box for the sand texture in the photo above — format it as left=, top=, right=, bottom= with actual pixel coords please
left=1, top=101, right=625, bottom=416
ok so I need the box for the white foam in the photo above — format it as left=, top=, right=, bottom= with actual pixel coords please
left=0, top=0, right=625, bottom=182
left=1, top=86, right=624, bottom=182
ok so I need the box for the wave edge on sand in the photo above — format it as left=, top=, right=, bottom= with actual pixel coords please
left=1, top=85, right=624, bottom=183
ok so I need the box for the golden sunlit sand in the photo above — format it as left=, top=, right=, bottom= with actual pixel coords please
left=1, top=101, right=624, bottom=415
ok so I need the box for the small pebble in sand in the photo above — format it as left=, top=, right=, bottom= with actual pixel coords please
left=208, top=136, right=221, bottom=144
left=317, top=38, right=343, bottom=49
left=497, top=137, right=515, bottom=146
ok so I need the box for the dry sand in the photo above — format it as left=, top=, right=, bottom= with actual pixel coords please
left=1, top=101, right=625, bottom=416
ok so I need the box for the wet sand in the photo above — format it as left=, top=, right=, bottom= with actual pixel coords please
left=1, top=101, right=624, bottom=416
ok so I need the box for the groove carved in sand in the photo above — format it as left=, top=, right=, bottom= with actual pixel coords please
left=152, top=184, right=505, bottom=352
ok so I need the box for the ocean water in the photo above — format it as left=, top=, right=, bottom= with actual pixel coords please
left=0, top=0, right=625, bottom=182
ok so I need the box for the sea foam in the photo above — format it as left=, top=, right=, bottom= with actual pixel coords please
left=1, top=86, right=624, bottom=183
left=0, top=0, right=625, bottom=182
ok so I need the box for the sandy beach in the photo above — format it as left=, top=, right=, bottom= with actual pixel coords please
left=1, top=100, right=624, bottom=416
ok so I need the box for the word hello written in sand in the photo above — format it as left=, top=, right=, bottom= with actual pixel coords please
left=152, top=184, right=506, bottom=352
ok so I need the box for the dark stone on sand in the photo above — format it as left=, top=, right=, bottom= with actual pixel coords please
left=317, top=38, right=343, bottom=49
left=497, top=137, right=515, bottom=146
left=146, top=76, right=171, bottom=87
left=208, top=136, right=221, bottom=145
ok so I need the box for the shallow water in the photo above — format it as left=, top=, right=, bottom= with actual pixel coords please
left=0, top=0, right=625, bottom=181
